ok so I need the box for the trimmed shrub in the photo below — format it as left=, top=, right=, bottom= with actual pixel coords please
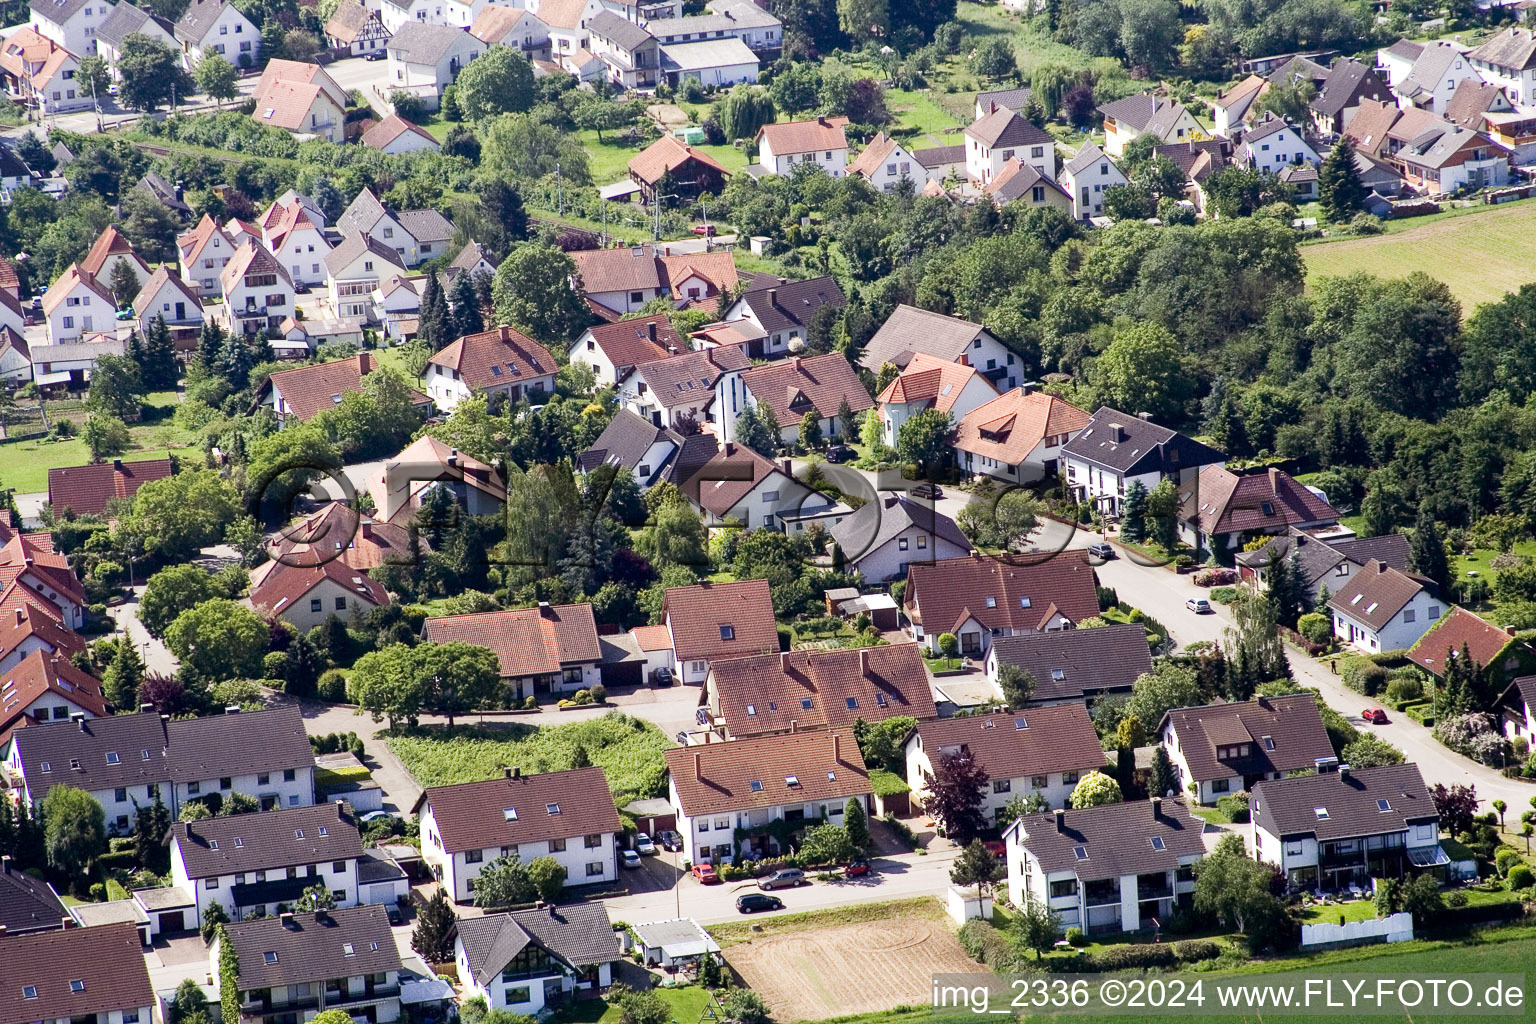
left=317, top=669, right=348, bottom=703
left=1209, top=586, right=1238, bottom=604
left=1194, top=568, right=1237, bottom=588
left=1507, top=864, right=1533, bottom=890
left=1216, top=793, right=1251, bottom=823
left=1173, top=939, right=1220, bottom=962
left=1342, top=658, right=1388, bottom=696
left=1089, top=944, right=1178, bottom=971
left=1384, top=676, right=1423, bottom=707
left=589, top=683, right=606, bottom=703
left=1405, top=703, right=1435, bottom=726
left=1496, top=849, right=1522, bottom=876
left=1066, top=926, right=1087, bottom=947
left=1297, top=613, right=1331, bottom=645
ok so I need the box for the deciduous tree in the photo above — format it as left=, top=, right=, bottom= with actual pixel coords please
left=1069, top=770, right=1122, bottom=808
left=925, top=747, right=989, bottom=843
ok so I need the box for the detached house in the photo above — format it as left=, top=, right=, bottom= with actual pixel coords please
left=424, top=325, right=557, bottom=411
left=754, top=116, right=849, bottom=178
left=728, top=352, right=873, bottom=445
left=859, top=304, right=1019, bottom=390
left=337, top=187, right=455, bottom=266
left=1177, top=465, right=1339, bottom=559
left=468, top=4, right=549, bottom=57
left=1467, top=26, right=1536, bottom=105
left=1157, top=694, right=1335, bottom=804
left=417, top=766, right=621, bottom=902
left=1328, top=559, right=1441, bottom=653
left=1097, top=94, right=1199, bottom=157
left=456, top=904, right=620, bottom=1016
left=1213, top=74, right=1267, bottom=134
left=47, top=456, right=172, bottom=518
left=386, top=22, right=485, bottom=109
left=984, top=622, right=1152, bottom=708
left=325, top=0, right=389, bottom=55
left=178, top=214, right=236, bottom=297
left=326, top=233, right=408, bottom=320
left=0, top=649, right=108, bottom=747
left=77, top=227, right=147, bottom=294
left=214, top=240, right=294, bottom=336
left=1060, top=407, right=1225, bottom=517
left=952, top=387, right=1091, bottom=485
left=254, top=351, right=430, bottom=427
left=627, top=134, right=728, bottom=204
left=422, top=603, right=603, bottom=701
left=717, top=277, right=844, bottom=358
left=361, top=112, right=441, bottom=154
left=367, top=434, right=507, bottom=525
left=906, top=706, right=1106, bottom=819
left=576, top=407, right=714, bottom=491
left=1250, top=763, right=1446, bottom=890
left=964, top=107, right=1056, bottom=185
left=3, top=924, right=154, bottom=1024
left=1059, top=141, right=1125, bottom=221
left=828, top=494, right=972, bottom=583
left=1003, top=798, right=1205, bottom=935
left=848, top=132, right=930, bottom=191
left=662, top=578, right=778, bottom=684
left=1383, top=39, right=1475, bottom=114
left=665, top=728, right=871, bottom=866
left=174, top=0, right=258, bottom=68
left=1236, top=114, right=1321, bottom=174
left=659, top=37, right=761, bottom=88
left=0, top=27, right=88, bottom=115
left=902, top=550, right=1101, bottom=656
left=677, top=441, right=844, bottom=533
left=29, top=0, right=111, bottom=56
left=573, top=245, right=741, bottom=320
left=41, top=264, right=112, bottom=345
left=587, top=10, right=658, bottom=88
left=570, top=313, right=677, bottom=387
left=1308, top=58, right=1393, bottom=135
left=624, top=344, right=748, bottom=429
left=252, top=59, right=347, bottom=142
left=876, top=352, right=998, bottom=451
left=1407, top=605, right=1536, bottom=694
left=132, top=267, right=203, bottom=344
left=268, top=502, right=420, bottom=571
left=248, top=558, right=389, bottom=632
left=266, top=198, right=333, bottom=290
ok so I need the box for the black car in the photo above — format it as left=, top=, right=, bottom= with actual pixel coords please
left=736, top=893, right=784, bottom=914
left=658, top=830, right=683, bottom=851
left=386, top=907, right=402, bottom=926
left=365, top=50, right=385, bottom=60
left=910, top=483, right=943, bottom=500
left=825, top=444, right=853, bottom=464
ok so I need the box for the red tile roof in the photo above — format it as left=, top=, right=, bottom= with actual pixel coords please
left=756, top=116, right=849, bottom=156
left=249, top=558, right=388, bottom=616
left=47, top=458, right=174, bottom=518
left=177, top=213, right=235, bottom=267
left=428, top=325, right=556, bottom=394
left=951, top=387, right=1090, bottom=465
left=40, top=264, right=112, bottom=316
left=913, top=705, right=1106, bottom=781
left=905, top=551, right=1100, bottom=635
left=0, top=600, right=85, bottom=662
left=583, top=314, right=677, bottom=371
left=419, top=766, right=621, bottom=853
left=261, top=351, right=428, bottom=422
left=361, top=113, right=439, bottom=151
left=666, top=728, right=870, bottom=817
left=0, top=533, right=86, bottom=608
left=1181, top=465, right=1337, bottom=537
left=422, top=603, right=602, bottom=677
left=630, top=624, right=672, bottom=651
left=79, top=226, right=147, bottom=280
left=0, top=650, right=108, bottom=744
left=740, top=352, right=874, bottom=428
left=1407, top=605, right=1516, bottom=677
left=709, top=644, right=935, bottom=737
left=269, top=502, right=420, bottom=570
left=663, top=579, right=778, bottom=665
left=876, top=352, right=996, bottom=413
left=628, top=134, right=729, bottom=186
left=847, top=132, right=903, bottom=179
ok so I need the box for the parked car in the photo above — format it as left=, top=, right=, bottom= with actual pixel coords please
left=691, top=224, right=717, bottom=236
left=634, top=833, right=657, bottom=855
left=982, top=840, right=1005, bottom=861
left=825, top=444, right=853, bottom=464
left=844, top=858, right=870, bottom=877
left=386, top=906, right=402, bottom=926
left=1086, top=541, right=1115, bottom=561
left=691, top=863, right=720, bottom=884
left=736, top=893, right=784, bottom=914
left=621, top=849, right=642, bottom=869
left=1186, top=597, right=1213, bottom=614
left=659, top=830, right=683, bottom=851
left=365, top=49, right=384, bottom=60
left=910, top=483, right=943, bottom=500
left=1362, top=707, right=1389, bottom=724
left=759, top=868, right=807, bottom=890
left=652, top=667, right=673, bottom=687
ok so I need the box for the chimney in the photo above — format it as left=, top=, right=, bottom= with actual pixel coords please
left=225, top=706, right=241, bottom=715
left=504, top=767, right=512, bottom=779
left=646, top=321, right=657, bottom=343
left=724, top=442, right=736, bottom=456
left=113, top=458, right=123, bottom=471
left=140, top=703, right=155, bottom=714
left=1339, top=764, right=1351, bottom=781
left=780, top=651, right=790, bottom=672
left=12, top=608, right=21, bottom=626
left=884, top=494, right=899, bottom=509
left=790, top=720, right=798, bottom=733
left=1053, top=808, right=1065, bottom=833
left=781, top=458, right=793, bottom=476
left=767, top=287, right=779, bottom=309
left=1110, top=424, right=1126, bottom=443
left=448, top=448, right=459, bottom=468
left=175, top=181, right=184, bottom=202
left=1256, top=694, right=1270, bottom=710
left=280, top=912, right=296, bottom=929
left=1151, top=796, right=1162, bottom=819
left=833, top=733, right=840, bottom=763
left=61, top=917, right=74, bottom=930
left=539, top=601, right=553, bottom=617
left=1268, top=466, right=1280, bottom=492
left=1, top=855, right=9, bottom=875
left=817, top=114, right=827, bottom=126
left=1137, top=411, right=1151, bottom=421
left=859, top=648, right=870, bottom=677
left=693, top=752, right=702, bottom=780
left=513, top=766, right=521, bottom=780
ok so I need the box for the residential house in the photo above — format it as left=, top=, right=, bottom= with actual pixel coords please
left=754, top=116, right=849, bottom=178
left=0, top=603, right=87, bottom=676
left=417, top=767, right=621, bottom=901
left=1003, top=798, right=1205, bottom=934
left=361, top=112, right=441, bottom=154
left=974, top=86, right=1033, bottom=119
left=983, top=158, right=1072, bottom=212
left=226, top=217, right=263, bottom=249
left=444, top=238, right=496, bottom=283
left=913, top=143, right=965, bottom=182
left=0, top=326, right=29, bottom=385
left=212, top=240, right=294, bottom=335
left=902, top=550, right=1102, bottom=656
left=952, top=387, right=1091, bottom=485
left=651, top=2, right=780, bottom=50
left=421, top=603, right=603, bottom=701
left=455, top=904, right=619, bottom=1016
left=1236, top=114, right=1321, bottom=173
left=386, top=22, right=484, bottom=109
left=0, top=151, right=29, bottom=196
left=828, top=494, right=971, bottom=583
left=702, top=645, right=937, bottom=741
left=964, top=107, right=1056, bottom=185
left=0, top=650, right=107, bottom=747
left=265, top=200, right=333, bottom=290
left=1059, top=141, right=1125, bottom=221
left=326, top=0, right=390, bottom=55
left=424, top=325, right=557, bottom=411
left=268, top=502, right=420, bottom=571
left=132, top=267, right=203, bottom=346
left=983, top=622, right=1152, bottom=708
left=710, top=276, right=841, bottom=357
left=212, top=907, right=403, bottom=1024
left=586, top=10, right=657, bottom=87
left=178, top=214, right=236, bottom=297
left=858, top=303, right=1020, bottom=391
left=326, top=233, right=408, bottom=320
left=468, top=4, right=549, bottom=57
left=1097, top=94, right=1199, bottom=157
left=1250, top=763, right=1445, bottom=889
left=1060, top=407, right=1226, bottom=517
left=657, top=36, right=759, bottom=87
left=533, top=0, right=597, bottom=61
left=28, top=335, right=126, bottom=391
left=662, top=578, right=778, bottom=684
left=576, top=408, right=715, bottom=491
left=676, top=441, right=845, bottom=533
left=367, top=434, right=507, bottom=525
left=875, top=352, right=998, bottom=450
left=96, top=3, right=175, bottom=71
left=372, top=0, right=481, bottom=35
left=1394, top=120, right=1508, bottom=193
left=174, top=0, right=258, bottom=68
left=848, top=132, right=930, bottom=191
left=337, top=186, right=454, bottom=266
left=251, top=60, right=347, bottom=142
left=906, top=706, right=1107, bottom=820
left=664, top=728, right=871, bottom=866
left=0, top=27, right=88, bottom=114
left=1384, top=39, right=1476, bottom=113
left=1377, top=38, right=1427, bottom=88
left=1407, top=605, right=1536, bottom=693
left=1, top=924, right=154, bottom=1024
left=274, top=316, right=365, bottom=359
left=1277, top=162, right=1319, bottom=200
left=573, top=244, right=741, bottom=319
left=1309, top=58, right=1393, bottom=135
left=254, top=351, right=428, bottom=427
left=1236, top=529, right=1405, bottom=602
left=5, top=705, right=316, bottom=832
left=0, top=533, right=86, bottom=629
left=570, top=313, right=677, bottom=387
left=167, top=802, right=365, bottom=920
left=623, top=344, right=748, bottom=429
left=77, top=226, right=148, bottom=298
left=727, top=351, right=873, bottom=444
left=47, top=456, right=172, bottom=518
left=626, top=134, right=728, bottom=204
left=1327, top=559, right=1441, bottom=653
left=1442, top=79, right=1533, bottom=162
left=1157, top=694, right=1335, bottom=805
left=1152, top=138, right=1233, bottom=212
left=40, top=264, right=112, bottom=344
left=0, top=855, right=67, bottom=935
left=28, top=0, right=111, bottom=56
left=248, top=557, right=389, bottom=632
left=1466, top=26, right=1536, bottom=105
left=1213, top=74, right=1268, bottom=135
left=1177, top=465, right=1339, bottom=560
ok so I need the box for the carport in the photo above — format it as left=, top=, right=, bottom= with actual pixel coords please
left=633, top=918, right=720, bottom=968
left=600, top=633, right=646, bottom=688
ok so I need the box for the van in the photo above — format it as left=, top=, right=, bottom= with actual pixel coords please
left=759, top=868, right=806, bottom=890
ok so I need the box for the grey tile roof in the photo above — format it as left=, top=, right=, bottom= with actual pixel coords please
left=337, top=187, right=389, bottom=237
left=739, top=275, right=844, bottom=334
left=28, top=0, right=91, bottom=26
left=1467, top=25, right=1536, bottom=72
left=225, top=906, right=400, bottom=988
left=1242, top=113, right=1297, bottom=144
left=829, top=494, right=970, bottom=566
left=99, top=3, right=173, bottom=47
left=1159, top=694, right=1335, bottom=783
left=1251, top=763, right=1436, bottom=841
left=325, top=231, right=407, bottom=275
left=1063, top=140, right=1114, bottom=177
left=0, top=859, right=67, bottom=935
left=1309, top=58, right=1391, bottom=118
left=167, top=802, right=364, bottom=879
left=576, top=407, right=684, bottom=481
left=588, top=9, right=654, bottom=51
left=965, top=107, right=1053, bottom=149
left=1401, top=40, right=1465, bottom=98
left=399, top=208, right=454, bottom=244
left=176, top=0, right=239, bottom=44
left=1007, top=798, right=1205, bottom=879
left=858, top=303, right=986, bottom=373
left=457, top=903, right=618, bottom=986
left=387, top=22, right=474, bottom=65
left=1060, top=406, right=1225, bottom=476
left=976, top=86, right=1033, bottom=113
left=987, top=622, right=1152, bottom=703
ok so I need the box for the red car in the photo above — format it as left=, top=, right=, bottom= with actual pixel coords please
left=691, top=864, right=721, bottom=884
left=691, top=224, right=717, bottom=236
left=844, top=858, right=870, bottom=878
left=1362, top=708, right=1388, bottom=724
left=983, top=840, right=1006, bottom=860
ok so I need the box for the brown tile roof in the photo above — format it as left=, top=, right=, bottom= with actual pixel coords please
left=677, top=442, right=788, bottom=517
left=225, top=906, right=400, bottom=989
left=1160, top=694, right=1335, bottom=783
left=584, top=314, right=677, bottom=370
left=1327, top=559, right=1425, bottom=632
left=572, top=244, right=665, bottom=294
left=1180, top=465, right=1337, bottom=537
left=1444, top=77, right=1508, bottom=129
left=169, top=801, right=363, bottom=878
left=361, top=113, right=439, bottom=150
left=913, top=705, right=1105, bottom=780
left=877, top=352, right=996, bottom=413
left=177, top=213, right=235, bottom=266
left=846, top=132, right=901, bottom=179
left=952, top=387, right=1090, bottom=465
left=422, top=603, right=602, bottom=677
left=0, top=601, right=86, bottom=662
left=737, top=276, right=843, bottom=334
left=468, top=3, right=525, bottom=43
left=40, top=263, right=112, bottom=316
left=269, top=502, right=419, bottom=570
left=710, top=645, right=934, bottom=737
left=0, top=855, right=66, bottom=935
left=249, top=557, right=388, bottom=617
left=965, top=107, right=1053, bottom=149
left=1252, top=763, right=1436, bottom=842
left=428, top=325, right=555, bottom=393
left=418, top=766, right=621, bottom=852
left=662, top=578, right=778, bottom=664
left=987, top=622, right=1152, bottom=703
left=1406, top=605, right=1516, bottom=677
left=756, top=116, right=849, bottom=156
left=221, top=238, right=293, bottom=294
left=665, top=727, right=870, bottom=817
left=534, top=0, right=586, bottom=28
left=0, top=922, right=153, bottom=1022
left=0, top=650, right=107, bottom=744
left=984, top=157, right=1071, bottom=205
left=636, top=344, right=749, bottom=410
left=47, top=457, right=174, bottom=518
left=741, top=352, right=873, bottom=427
left=261, top=351, right=427, bottom=422
left=905, top=551, right=1100, bottom=635
left=628, top=134, right=729, bottom=186
left=78, top=225, right=146, bottom=280
left=1008, top=798, right=1205, bottom=878
left=325, top=0, right=376, bottom=42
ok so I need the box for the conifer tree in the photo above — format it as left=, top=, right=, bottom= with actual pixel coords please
left=1319, top=135, right=1367, bottom=223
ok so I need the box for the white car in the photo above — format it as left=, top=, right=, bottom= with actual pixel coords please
left=1186, top=597, right=1213, bottom=614
left=622, top=849, right=643, bottom=869
left=634, top=833, right=657, bottom=855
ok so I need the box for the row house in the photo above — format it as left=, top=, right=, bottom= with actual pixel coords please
left=0, top=531, right=88, bottom=628
left=902, top=550, right=1101, bottom=656
left=984, top=622, right=1152, bottom=708
left=0, top=649, right=107, bottom=747
left=1157, top=694, right=1335, bottom=805
left=3, top=923, right=154, bottom=1024
left=587, top=10, right=658, bottom=88
left=0, top=601, right=87, bottom=677
left=178, top=214, right=237, bottom=297
left=661, top=578, right=778, bottom=685
left=421, top=602, right=603, bottom=701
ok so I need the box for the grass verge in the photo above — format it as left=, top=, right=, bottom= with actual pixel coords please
left=707, top=896, right=947, bottom=947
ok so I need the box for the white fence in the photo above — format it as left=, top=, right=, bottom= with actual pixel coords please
left=1300, top=911, right=1412, bottom=949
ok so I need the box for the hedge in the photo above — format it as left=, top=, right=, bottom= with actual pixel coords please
left=1341, top=658, right=1389, bottom=696
left=1173, top=939, right=1221, bottom=963
left=958, top=919, right=1028, bottom=973
left=1406, top=703, right=1436, bottom=726
left=1216, top=793, right=1251, bottom=823
left=1051, top=942, right=1179, bottom=973
left=869, top=769, right=910, bottom=798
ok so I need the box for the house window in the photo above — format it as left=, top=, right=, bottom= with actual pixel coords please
left=284, top=769, right=296, bottom=781
left=585, top=834, right=602, bottom=847
left=1212, top=778, right=1230, bottom=793
left=1031, top=775, right=1047, bottom=789
left=336, top=597, right=347, bottom=610
left=917, top=535, right=927, bottom=549
left=1049, top=879, right=1077, bottom=898
left=1403, top=608, right=1415, bottom=623
left=586, top=861, right=605, bottom=875
left=505, top=986, right=532, bottom=1005
left=1285, top=841, right=1304, bottom=856
left=188, top=781, right=201, bottom=795
left=762, top=490, right=779, bottom=502
left=1062, top=771, right=1078, bottom=785
left=465, top=849, right=484, bottom=863
left=992, top=779, right=1011, bottom=794
left=114, top=787, right=127, bottom=802
left=550, top=837, right=566, bottom=851
left=720, top=625, right=734, bottom=640
left=205, top=877, right=219, bottom=889
left=899, top=538, right=909, bottom=550
left=310, top=598, right=323, bottom=612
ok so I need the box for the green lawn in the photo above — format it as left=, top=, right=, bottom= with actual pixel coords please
left=1299, top=898, right=1377, bottom=924
left=1454, top=539, right=1536, bottom=609
left=1, top=436, right=197, bottom=493
left=1301, top=198, right=1536, bottom=310
left=553, top=985, right=713, bottom=1024
left=386, top=712, right=673, bottom=807
left=579, top=128, right=750, bottom=186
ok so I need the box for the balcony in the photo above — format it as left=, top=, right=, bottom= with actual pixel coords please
left=1137, top=881, right=1173, bottom=902
left=325, top=984, right=400, bottom=1004
left=1084, top=881, right=1120, bottom=907
left=242, top=995, right=319, bottom=1014
left=1318, top=846, right=1365, bottom=869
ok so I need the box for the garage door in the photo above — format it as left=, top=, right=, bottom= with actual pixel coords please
left=367, top=883, right=398, bottom=905
left=159, top=911, right=185, bottom=933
